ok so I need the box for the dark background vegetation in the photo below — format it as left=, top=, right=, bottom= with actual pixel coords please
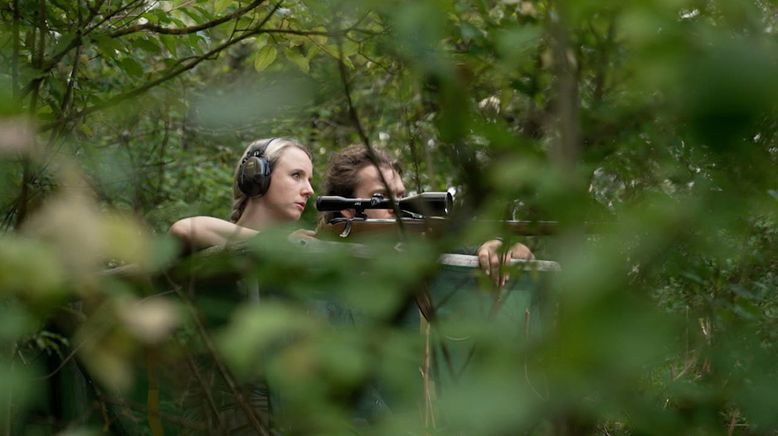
left=1, top=0, right=777, bottom=434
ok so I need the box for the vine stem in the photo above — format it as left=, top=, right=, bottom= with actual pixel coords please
left=166, top=273, right=270, bottom=436
left=335, top=37, right=405, bottom=232
left=421, top=316, right=437, bottom=431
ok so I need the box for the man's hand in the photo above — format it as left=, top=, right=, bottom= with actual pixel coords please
left=477, top=239, right=535, bottom=287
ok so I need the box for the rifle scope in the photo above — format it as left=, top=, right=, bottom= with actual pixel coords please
left=316, top=192, right=453, bottom=217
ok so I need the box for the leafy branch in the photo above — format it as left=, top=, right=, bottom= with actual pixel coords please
left=41, top=2, right=284, bottom=132
left=108, top=0, right=267, bottom=37
left=39, top=20, right=380, bottom=132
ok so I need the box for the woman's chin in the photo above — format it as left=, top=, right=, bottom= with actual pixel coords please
left=289, top=209, right=304, bottom=221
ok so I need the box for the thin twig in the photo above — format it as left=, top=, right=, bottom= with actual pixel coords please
left=165, top=273, right=270, bottom=436
left=16, top=0, right=47, bottom=228
left=145, top=350, right=164, bottom=436
left=46, top=41, right=83, bottom=148
left=335, top=36, right=405, bottom=229
left=95, top=392, right=208, bottom=432
left=522, top=308, right=549, bottom=401
left=420, top=316, right=437, bottom=430
left=591, top=13, right=616, bottom=107
left=185, top=350, right=227, bottom=433
left=405, top=108, right=423, bottom=193
left=11, top=0, right=20, bottom=99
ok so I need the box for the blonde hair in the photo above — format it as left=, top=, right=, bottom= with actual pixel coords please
left=229, top=138, right=312, bottom=223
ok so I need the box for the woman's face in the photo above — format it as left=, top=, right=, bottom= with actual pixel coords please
left=261, top=146, right=314, bottom=222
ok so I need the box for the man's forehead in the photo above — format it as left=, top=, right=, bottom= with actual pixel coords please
left=356, top=165, right=402, bottom=190
left=357, top=165, right=392, bottom=181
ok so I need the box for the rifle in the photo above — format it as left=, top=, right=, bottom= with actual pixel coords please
left=315, top=192, right=557, bottom=239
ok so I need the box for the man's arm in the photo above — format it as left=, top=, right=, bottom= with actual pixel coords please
left=169, top=216, right=259, bottom=251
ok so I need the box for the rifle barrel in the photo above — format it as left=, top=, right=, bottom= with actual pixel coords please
left=319, top=218, right=558, bottom=239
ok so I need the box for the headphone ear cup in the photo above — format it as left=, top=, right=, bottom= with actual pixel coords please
left=238, top=156, right=272, bottom=197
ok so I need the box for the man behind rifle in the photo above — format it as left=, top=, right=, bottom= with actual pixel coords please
left=318, top=144, right=534, bottom=286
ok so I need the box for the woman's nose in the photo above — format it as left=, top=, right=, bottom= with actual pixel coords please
left=302, top=181, right=314, bottom=197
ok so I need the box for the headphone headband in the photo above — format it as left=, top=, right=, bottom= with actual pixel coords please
left=243, top=137, right=279, bottom=162
left=238, top=137, right=279, bottom=198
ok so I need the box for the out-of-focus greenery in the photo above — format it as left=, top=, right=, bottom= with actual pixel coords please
left=1, top=0, right=777, bottom=434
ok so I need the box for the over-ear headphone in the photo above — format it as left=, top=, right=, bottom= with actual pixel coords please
left=237, top=137, right=278, bottom=197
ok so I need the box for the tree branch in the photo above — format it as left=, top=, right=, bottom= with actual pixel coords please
left=11, top=0, right=20, bottom=99
left=16, top=0, right=47, bottom=229
left=108, top=0, right=266, bottom=38
left=40, top=3, right=284, bottom=132
left=548, top=0, right=580, bottom=171
left=592, top=14, right=616, bottom=107
left=46, top=43, right=82, bottom=146
left=17, top=0, right=108, bottom=98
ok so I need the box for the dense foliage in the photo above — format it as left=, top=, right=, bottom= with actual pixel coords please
left=1, top=0, right=777, bottom=434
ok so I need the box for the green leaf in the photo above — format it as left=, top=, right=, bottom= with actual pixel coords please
left=160, top=35, right=177, bottom=56
left=145, top=9, right=172, bottom=24
left=255, top=33, right=270, bottom=50
left=214, top=0, right=232, bottom=14
left=92, top=35, right=124, bottom=58
left=133, top=37, right=161, bottom=54
left=119, top=57, right=144, bottom=78
left=342, top=39, right=359, bottom=57
left=321, top=43, right=339, bottom=58
left=181, top=8, right=203, bottom=23
left=0, top=235, right=66, bottom=298
left=193, top=5, right=214, bottom=21
left=284, top=47, right=310, bottom=73
left=50, top=33, right=78, bottom=57
left=309, top=27, right=328, bottom=45
left=306, top=45, right=320, bottom=60
left=187, top=33, right=205, bottom=47
left=254, top=45, right=277, bottom=72
left=287, top=35, right=305, bottom=47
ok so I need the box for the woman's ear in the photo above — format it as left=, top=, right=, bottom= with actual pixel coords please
left=341, top=208, right=355, bottom=219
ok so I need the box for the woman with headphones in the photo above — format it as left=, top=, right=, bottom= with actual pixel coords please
left=169, top=137, right=316, bottom=251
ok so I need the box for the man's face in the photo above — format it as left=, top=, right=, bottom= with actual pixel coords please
left=343, top=164, right=406, bottom=219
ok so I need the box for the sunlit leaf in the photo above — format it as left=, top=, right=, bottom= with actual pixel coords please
left=117, top=297, right=180, bottom=344
left=0, top=116, right=35, bottom=155
left=214, top=0, right=232, bottom=14
left=254, top=44, right=277, bottom=72
left=341, top=39, right=359, bottom=57
left=0, top=235, right=66, bottom=298
left=284, top=47, right=310, bottom=73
